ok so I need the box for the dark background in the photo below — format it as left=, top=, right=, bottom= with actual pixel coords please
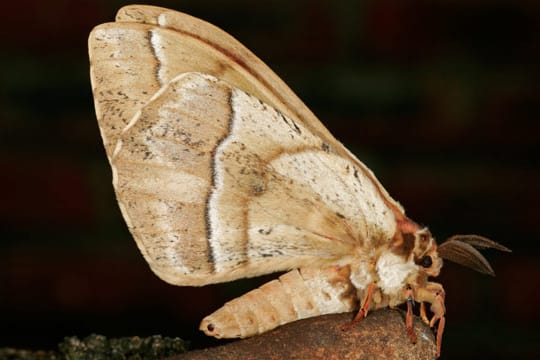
left=1, top=0, right=538, bottom=358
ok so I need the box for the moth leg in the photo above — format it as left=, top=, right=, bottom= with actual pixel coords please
left=419, top=302, right=430, bottom=325
left=404, top=284, right=417, bottom=344
left=434, top=311, right=445, bottom=358
left=341, top=282, right=376, bottom=330
left=431, top=290, right=445, bottom=358
left=416, top=282, right=446, bottom=357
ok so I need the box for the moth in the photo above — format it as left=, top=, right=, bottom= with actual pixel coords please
left=88, top=5, right=510, bottom=357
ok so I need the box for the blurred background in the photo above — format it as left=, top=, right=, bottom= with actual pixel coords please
left=1, top=0, right=538, bottom=358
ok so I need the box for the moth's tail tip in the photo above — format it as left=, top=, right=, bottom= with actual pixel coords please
left=200, top=318, right=219, bottom=337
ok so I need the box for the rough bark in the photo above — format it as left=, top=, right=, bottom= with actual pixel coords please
left=171, top=309, right=437, bottom=360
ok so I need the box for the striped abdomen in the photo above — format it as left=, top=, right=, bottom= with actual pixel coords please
left=200, top=266, right=359, bottom=338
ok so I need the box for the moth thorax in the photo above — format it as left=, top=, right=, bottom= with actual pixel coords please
left=375, top=252, right=417, bottom=296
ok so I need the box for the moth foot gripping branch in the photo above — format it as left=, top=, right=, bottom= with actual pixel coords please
left=415, top=282, right=446, bottom=357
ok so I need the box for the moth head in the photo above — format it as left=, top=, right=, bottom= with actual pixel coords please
left=391, top=219, right=442, bottom=278
left=407, top=228, right=443, bottom=277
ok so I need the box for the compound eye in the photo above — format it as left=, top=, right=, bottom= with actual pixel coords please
left=421, top=255, right=433, bottom=268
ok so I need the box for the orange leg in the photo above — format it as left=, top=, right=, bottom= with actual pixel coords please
left=341, top=282, right=376, bottom=330
left=429, top=290, right=446, bottom=357
left=405, top=285, right=417, bottom=344
left=435, top=314, right=445, bottom=357
left=420, top=302, right=429, bottom=325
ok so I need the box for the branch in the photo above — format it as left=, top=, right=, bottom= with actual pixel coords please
left=172, top=309, right=437, bottom=360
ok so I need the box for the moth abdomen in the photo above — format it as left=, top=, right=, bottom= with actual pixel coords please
left=200, top=267, right=356, bottom=338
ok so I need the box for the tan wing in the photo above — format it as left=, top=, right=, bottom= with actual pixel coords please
left=88, top=5, right=405, bottom=285
left=89, top=4, right=402, bottom=207
left=90, top=4, right=332, bottom=159
left=111, top=72, right=397, bottom=285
